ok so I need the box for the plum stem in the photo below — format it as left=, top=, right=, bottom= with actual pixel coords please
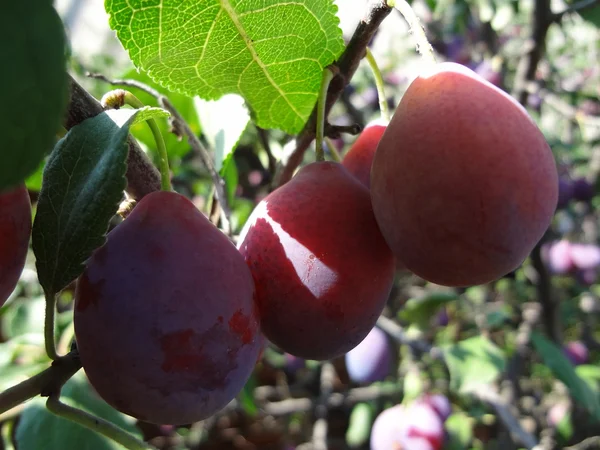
left=316, top=68, right=336, bottom=162
left=103, top=90, right=172, bottom=192
left=389, top=0, right=436, bottom=66
left=325, top=137, right=342, bottom=162
left=365, top=48, right=391, bottom=122
left=44, top=291, right=59, bottom=361
left=46, top=394, right=155, bottom=450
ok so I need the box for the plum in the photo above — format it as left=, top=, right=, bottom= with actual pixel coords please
left=342, top=119, right=387, bottom=189
left=572, top=178, right=594, bottom=202
left=370, top=402, right=445, bottom=450
left=74, top=191, right=261, bottom=425
left=237, top=162, right=395, bottom=360
left=415, top=394, right=452, bottom=423
left=345, top=326, right=391, bottom=383
left=557, top=177, right=574, bottom=209
left=371, top=62, right=558, bottom=287
left=563, top=341, right=589, bottom=366
left=0, top=184, right=31, bottom=306
left=570, top=243, right=600, bottom=270
left=543, top=240, right=574, bottom=275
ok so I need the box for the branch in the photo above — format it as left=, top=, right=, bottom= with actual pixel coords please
left=0, top=352, right=82, bottom=415
left=553, top=0, right=600, bottom=23
left=86, top=74, right=232, bottom=235
left=274, top=0, right=393, bottom=186
left=565, top=436, right=600, bottom=450
left=66, top=76, right=161, bottom=200
left=512, top=0, right=552, bottom=105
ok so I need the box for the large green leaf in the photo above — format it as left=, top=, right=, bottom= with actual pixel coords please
left=0, top=0, right=68, bottom=191
left=32, top=108, right=164, bottom=297
left=443, top=336, right=506, bottom=394
left=105, top=0, right=345, bottom=134
left=16, top=372, right=142, bottom=450
left=531, top=332, right=600, bottom=420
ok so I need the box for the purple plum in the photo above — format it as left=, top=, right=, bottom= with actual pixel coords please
left=563, top=341, right=589, bottom=366
left=345, top=326, right=392, bottom=383
left=572, top=178, right=595, bottom=202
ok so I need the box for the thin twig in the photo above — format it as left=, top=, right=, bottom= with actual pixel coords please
left=87, top=73, right=232, bottom=235
left=312, top=362, right=335, bottom=450
left=0, top=352, right=82, bottom=415
left=275, top=0, right=393, bottom=186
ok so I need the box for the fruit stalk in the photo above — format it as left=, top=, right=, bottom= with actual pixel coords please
left=389, top=0, right=436, bottom=65
left=365, top=48, right=390, bottom=122
left=316, top=68, right=335, bottom=162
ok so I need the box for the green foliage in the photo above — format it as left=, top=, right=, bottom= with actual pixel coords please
left=398, top=291, right=458, bottom=328
left=105, top=0, right=345, bottom=134
left=0, top=0, right=68, bottom=191
left=15, top=372, right=142, bottom=450
left=445, top=412, right=474, bottom=450
left=443, top=336, right=506, bottom=394
left=345, top=403, right=375, bottom=448
left=531, top=332, right=600, bottom=420
left=31, top=109, right=160, bottom=298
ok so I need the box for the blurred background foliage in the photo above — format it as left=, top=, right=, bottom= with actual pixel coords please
left=2, top=0, right=600, bottom=449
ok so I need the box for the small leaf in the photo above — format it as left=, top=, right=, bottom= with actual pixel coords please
left=0, top=0, right=67, bottom=191
left=106, top=0, right=345, bottom=134
left=16, top=372, right=141, bottom=450
left=345, top=403, right=374, bottom=448
left=399, top=292, right=458, bottom=327
left=194, top=94, right=251, bottom=172
left=32, top=109, right=139, bottom=297
left=531, top=332, right=600, bottom=420
left=129, top=106, right=171, bottom=125
left=443, top=336, right=506, bottom=394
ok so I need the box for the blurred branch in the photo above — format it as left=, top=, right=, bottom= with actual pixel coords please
left=0, top=352, right=81, bottom=415
left=565, top=436, right=600, bottom=450
left=553, top=0, right=600, bottom=22
left=274, top=0, right=393, bottom=186
left=66, top=75, right=161, bottom=200
left=311, top=362, right=335, bottom=450
left=512, top=0, right=552, bottom=105
left=87, top=73, right=232, bottom=236
left=259, top=383, right=402, bottom=416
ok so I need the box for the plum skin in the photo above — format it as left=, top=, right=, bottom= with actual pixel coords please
left=341, top=119, right=387, bottom=189
left=237, top=162, right=395, bottom=360
left=0, top=185, right=31, bottom=306
left=371, top=62, right=558, bottom=287
left=345, top=326, right=392, bottom=383
left=74, top=191, right=261, bottom=425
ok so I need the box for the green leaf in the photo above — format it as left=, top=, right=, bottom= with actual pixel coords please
left=1, top=295, right=46, bottom=339
left=194, top=94, right=250, bottom=172
left=531, top=332, right=600, bottom=420
left=345, top=403, right=374, bottom=448
left=443, top=336, right=506, bottom=394
left=399, top=291, right=458, bottom=328
left=568, top=0, right=600, bottom=27
left=16, top=372, right=142, bottom=450
left=105, top=0, right=345, bottom=134
left=0, top=0, right=67, bottom=191
left=445, top=413, right=474, bottom=450
left=32, top=109, right=137, bottom=297
left=129, top=106, right=170, bottom=125
left=238, top=375, right=258, bottom=417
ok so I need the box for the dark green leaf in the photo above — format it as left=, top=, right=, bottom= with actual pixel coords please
left=16, top=372, right=142, bottom=450
left=399, top=292, right=458, bottom=328
left=532, top=332, right=600, bottom=420
left=0, top=0, right=67, bottom=191
left=32, top=109, right=140, bottom=297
